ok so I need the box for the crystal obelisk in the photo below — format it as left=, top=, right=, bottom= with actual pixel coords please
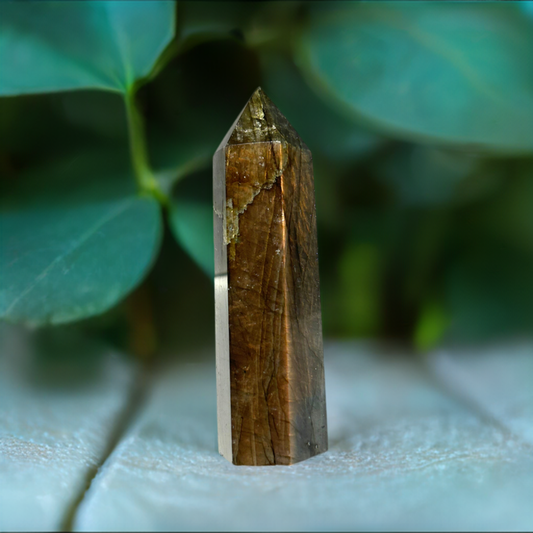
left=214, top=88, right=327, bottom=465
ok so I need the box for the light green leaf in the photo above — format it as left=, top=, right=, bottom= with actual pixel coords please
left=520, top=1, right=533, bottom=20
left=414, top=299, right=449, bottom=351
left=0, top=153, right=162, bottom=326
left=168, top=170, right=213, bottom=278
left=297, top=2, right=533, bottom=153
left=0, top=1, right=175, bottom=95
left=338, top=243, right=382, bottom=336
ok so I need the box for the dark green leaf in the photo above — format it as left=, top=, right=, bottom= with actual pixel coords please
left=372, top=144, right=479, bottom=206
left=144, top=38, right=262, bottom=191
left=0, top=1, right=175, bottom=95
left=0, top=91, right=128, bottom=168
left=59, top=91, right=128, bottom=140
left=168, top=170, right=213, bottom=278
left=0, top=153, right=162, bottom=326
left=177, top=1, right=258, bottom=47
left=469, top=161, right=533, bottom=252
left=169, top=201, right=213, bottom=279
left=260, top=52, right=382, bottom=161
left=446, top=243, right=533, bottom=342
left=297, top=2, right=533, bottom=153
left=151, top=134, right=213, bottom=195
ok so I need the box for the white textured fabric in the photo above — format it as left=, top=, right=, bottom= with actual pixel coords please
left=0, top=326, right=136, bottom=531
left=72, top=342, right=533, bottom=531
left=431, top=341, right=533, bottom=444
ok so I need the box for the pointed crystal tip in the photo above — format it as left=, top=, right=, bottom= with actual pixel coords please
left=221, top=87, right=302, bottom=148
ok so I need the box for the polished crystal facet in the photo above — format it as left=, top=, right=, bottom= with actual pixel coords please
left=214, top=88, right=327, bottom=466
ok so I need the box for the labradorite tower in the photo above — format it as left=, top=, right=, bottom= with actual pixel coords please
left=214, top=88, right=327, bottom=465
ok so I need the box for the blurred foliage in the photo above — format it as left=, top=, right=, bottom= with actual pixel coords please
left=1, top=1, right=533, bottom=354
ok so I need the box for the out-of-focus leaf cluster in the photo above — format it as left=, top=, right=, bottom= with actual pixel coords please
left=1, top=1, right=533, bottom=351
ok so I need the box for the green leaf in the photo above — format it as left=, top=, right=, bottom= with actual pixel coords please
left=372, top=144, right=479, bottom=207
left=520, top=1, right=533, bottom=20
left=0, top=1, right=175, bottom=95
left=145, top=38, right=262, bottom=164
left=446, top=243, right=533, bottom=342
left=168, top=170, right=213, bottom=278
left=0, top=91, right=128, bottom=166
left=146, top=38, right=263, bottom=191
left=0, top=153, right=162, bottom=326
left=441, top=160, right=533, bottom=342
left=146, top=1, right=259, bottom=81
left=297, top=2, right=533, bottom=153
left=260, top=52, right=382, bottom=161
left=59, top=91, right=129, bottom=140
left=177, top=1, right=258, bottom=46
left=470, top=161, right=533, bottom=252
left=414, top=299, right=449, bottom=351
left=169, top=201, right=213, bottom=279
left=151, top=134, right=213, bottom=196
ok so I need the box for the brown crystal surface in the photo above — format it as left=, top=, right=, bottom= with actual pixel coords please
left=214, top=88, right=327, bottom=466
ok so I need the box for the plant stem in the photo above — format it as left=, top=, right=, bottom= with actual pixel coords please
left=124, top=89, right=168, bottom=205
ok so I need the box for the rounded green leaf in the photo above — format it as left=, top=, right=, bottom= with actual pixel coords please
left=169, top=200, right=213, bottom=279
left=0, top=1, right=175, bottom=95
left=0, top=153, right=163, bottom=326
left=168, top=171, right=213, bottom=278
left=297, top=2, right=533, bottom=153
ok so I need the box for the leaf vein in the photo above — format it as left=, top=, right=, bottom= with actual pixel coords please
left=4, top=197, right=137, bottom=316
